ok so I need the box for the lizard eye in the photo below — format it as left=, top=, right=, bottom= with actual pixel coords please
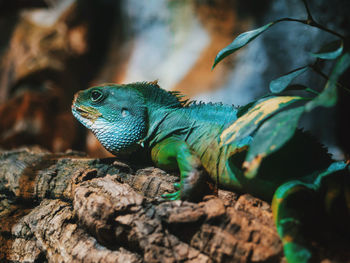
left=90, top=90, right=104, bottom=103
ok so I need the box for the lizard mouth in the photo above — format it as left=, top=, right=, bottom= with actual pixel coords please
left=72, top=104, right=102, bottom=121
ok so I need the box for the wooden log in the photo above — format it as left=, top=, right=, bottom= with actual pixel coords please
left=1, top=147, right=349, bottom=262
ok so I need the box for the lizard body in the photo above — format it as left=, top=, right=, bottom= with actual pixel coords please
left=72, top=81, right=350, bottom=263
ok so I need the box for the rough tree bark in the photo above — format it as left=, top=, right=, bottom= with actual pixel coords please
left=0, top=147, right=281, bottom=262
left=1, top=147, right=349, bottom=263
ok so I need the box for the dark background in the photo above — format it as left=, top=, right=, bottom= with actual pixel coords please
left=0, top=0, right=349, bottom=159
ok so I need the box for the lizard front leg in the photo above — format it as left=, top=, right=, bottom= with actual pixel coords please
left=151, top=137, right=214, bottom=202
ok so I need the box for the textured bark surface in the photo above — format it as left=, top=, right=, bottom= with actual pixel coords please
left=1, top=147, right=350, bottom=262
left=0, top=147, right=282, bottom=262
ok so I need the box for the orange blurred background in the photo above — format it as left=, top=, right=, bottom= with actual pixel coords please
left=0, top=0, right=349, bottom=158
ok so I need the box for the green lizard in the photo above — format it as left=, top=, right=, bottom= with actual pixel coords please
left=72, top=81, right=350, bottom=263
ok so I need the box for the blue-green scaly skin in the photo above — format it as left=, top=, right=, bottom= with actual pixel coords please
left=72, top=82, right=350, bottom=263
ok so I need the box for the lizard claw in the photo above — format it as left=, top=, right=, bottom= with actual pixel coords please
left=162, top=191, right=181, bottom=200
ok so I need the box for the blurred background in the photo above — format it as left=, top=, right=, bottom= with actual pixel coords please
left=0, top=0, right=349, bottom=158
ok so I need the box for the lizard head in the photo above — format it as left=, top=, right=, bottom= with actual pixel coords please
left=72, top=84, right=148, bottom=155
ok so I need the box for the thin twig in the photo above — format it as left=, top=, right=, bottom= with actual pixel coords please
left=300, top=0, right=345, bottom=40
left=309, top=21, right=345, bottom=40
left=274, top=18, right=345, bottom=40
left=301, top=0, right=314, bottom=21
left=310, top=65, right=350, bottom=94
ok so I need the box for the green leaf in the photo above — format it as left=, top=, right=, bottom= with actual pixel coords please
left=212, top=22, right=274, bottom=69
left=269, top=66, right=309, bottom=93
left=243, top=106, right=304, bottom=179
left=283, top=84, right=308, bottom=91
left=236, top=101, right=256, bottom=118
left=278, top=84, right=319, bottom=95
left=314, top=161, right=348, bottom=189
left=306, top=52, right=350, bottom=111
left=221, top=96, right=304, bottom=146
left=310, top=40, right=343, bottom=60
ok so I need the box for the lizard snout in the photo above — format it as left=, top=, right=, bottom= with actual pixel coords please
left=72, top=91, right=82, bottom=105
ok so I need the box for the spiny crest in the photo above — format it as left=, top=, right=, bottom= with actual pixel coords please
left=125, top=81, right=186, bottom=108
left=185, top=101, right=239, bottom=125
left=186, top=100, right=238, bottom=111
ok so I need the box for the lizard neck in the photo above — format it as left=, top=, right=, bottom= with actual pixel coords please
left=143, top=107, right=191, bottom=148
left=143, top=103, right=239, bottom=148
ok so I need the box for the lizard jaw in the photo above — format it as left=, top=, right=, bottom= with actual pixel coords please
left=72, top=104, right=102, bottom=122
left=71, top=104, right=102, bottom=132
